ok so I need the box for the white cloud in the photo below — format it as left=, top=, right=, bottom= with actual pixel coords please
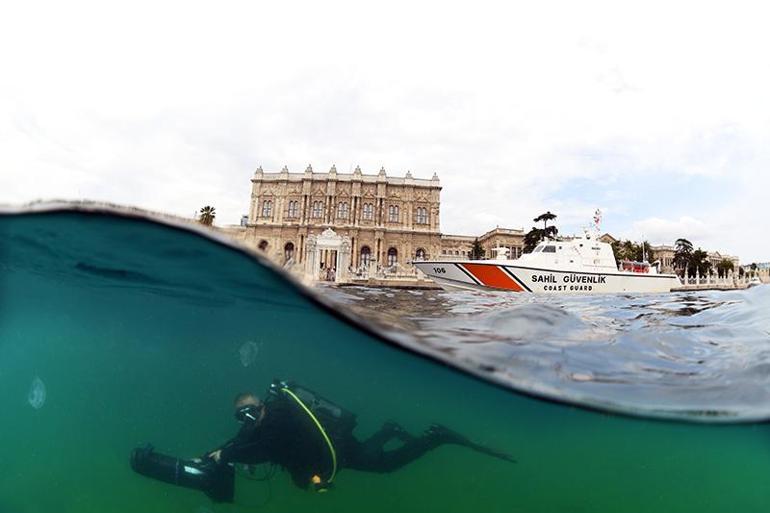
left=630, top=217, right=712, bottom=248
left=1, top=0, right=769, bottom=261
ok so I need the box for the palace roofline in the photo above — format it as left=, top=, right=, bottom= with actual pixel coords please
left=251, top=165, right=440, bottom=188
left=477, top=226, right=525, bottom=238
left=240, top=222, right=442, bottom=236
left=441, top=234, right=479, bottom=241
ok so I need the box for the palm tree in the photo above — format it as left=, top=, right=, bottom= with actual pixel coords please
left=533, top=211, right=559, bottom=241
left=689, top=248, right=711, bottom=278
left=198, top=206, right=216, bottom=226
left=533, top=211, right=557, bottom=231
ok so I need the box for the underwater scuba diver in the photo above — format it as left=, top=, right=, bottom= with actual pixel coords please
left=130, top=380, right=515, bottom=502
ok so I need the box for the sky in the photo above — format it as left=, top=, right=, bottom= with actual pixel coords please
left=1, top=0, right=768, bottom=262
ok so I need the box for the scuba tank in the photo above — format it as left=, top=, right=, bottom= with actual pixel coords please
left=267, top=379, right=357, bottom=435
left=267, top=379, right=356, bottom=488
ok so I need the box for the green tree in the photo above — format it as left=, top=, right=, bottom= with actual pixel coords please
left=198, top=206, right=216, bottom=226
left=611, top=240, right=652, bottom=262
left=523, top=227, right=544, bottom=253
left=638, top=241, right=653, bottom=262
left=688, top=248, right=711, bottom=277
left=716, top=259, right=734, bottom=277
left=673, top=238, right=693, bottom=274
left=470, top=238, right=485, bottom=260
left=524, top=211, right=560, bottom=253
left=543, top=225, right=559, bottom=239
left=533, top=211, right=557, bottom=231
left=611, top=240, right=633, bottom=261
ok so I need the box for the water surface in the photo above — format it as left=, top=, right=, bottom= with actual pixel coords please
left=2, top=207, right=770, bottom=513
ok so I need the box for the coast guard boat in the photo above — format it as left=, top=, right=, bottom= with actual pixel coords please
left=414, top=232, right=681, bottom=294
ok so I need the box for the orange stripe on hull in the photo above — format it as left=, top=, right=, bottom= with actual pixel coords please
left=460, top=264, right=524, bottom=291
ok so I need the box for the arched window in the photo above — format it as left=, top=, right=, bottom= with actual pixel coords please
left=387, top=247, right=398, bottom=267
left=415, top=248, right=427, bottom=261
left=261, top=200, right=273, bottom=217
left=388, top=205, right=399, bottom=222
left=415, top=207, right=428, bottom=224
left=284, top=242, right=295, bottom=262
left=258, top=240, right=268, bottom=251
left=337, top=202, right=349, bottom=219
left=360, top=246, right=372, bottom=266
left=362, top=203, right=374, bottom=220
left=287, top=200, right=298, bottom=218
left=312, top=201, right=323, bottom=218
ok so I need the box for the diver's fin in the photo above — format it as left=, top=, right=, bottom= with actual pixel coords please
left=427, top=424, right=517, bottom=463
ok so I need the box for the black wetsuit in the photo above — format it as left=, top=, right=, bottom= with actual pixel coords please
left=215, top=395, right=444, bottom=490
left=130, top=391, right=511, bottom=502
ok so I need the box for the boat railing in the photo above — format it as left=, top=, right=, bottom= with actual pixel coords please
left=619, top=260, right=652, bottom=274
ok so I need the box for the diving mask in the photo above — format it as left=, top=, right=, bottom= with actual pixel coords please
left=234, top=404, right=263, bottom=424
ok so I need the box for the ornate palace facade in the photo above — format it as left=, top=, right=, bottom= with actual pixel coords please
left=237, top=165, right=444, bottom=270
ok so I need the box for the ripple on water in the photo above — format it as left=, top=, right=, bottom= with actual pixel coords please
left=324, top=285, right=770, bottom=421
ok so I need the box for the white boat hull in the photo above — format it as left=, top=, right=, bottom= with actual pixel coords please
left=414, top=261, right=681, bottom=294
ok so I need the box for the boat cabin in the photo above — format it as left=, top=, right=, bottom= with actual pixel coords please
left=515, top=232, right=659, bottom=274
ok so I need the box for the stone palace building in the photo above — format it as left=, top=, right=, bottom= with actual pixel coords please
left=230, top=165, right=524, bottom=272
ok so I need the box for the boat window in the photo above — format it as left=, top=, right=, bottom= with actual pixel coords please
left=533, top=245, right=543, bottom=253
left=543, top=246, right=556, bottom=253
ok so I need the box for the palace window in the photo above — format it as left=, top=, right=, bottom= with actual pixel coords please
left=388, top=205, right=399, bottom=223
left=287, top=200, right=299, bottom=219
left=387, top=247, right=398, bottom=267
left=258, top=240, right=268, bottom=251
left=284, top=242, right=295, bottom=262
left=415, top=248, right=427, bottom=261
left=415, top=207, right=428, bottom=224
left=360, top=246, right=372, bottom=266
left=337, top=202, right=349, bottom=219
left=312, top=201, right=323, bottom=218
left=363, top=203, right=374, bottom=220
left=261, top=200, right=273, bottom=217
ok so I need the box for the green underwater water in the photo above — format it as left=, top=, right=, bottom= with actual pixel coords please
left=2, top=211, right=770, bottom=513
